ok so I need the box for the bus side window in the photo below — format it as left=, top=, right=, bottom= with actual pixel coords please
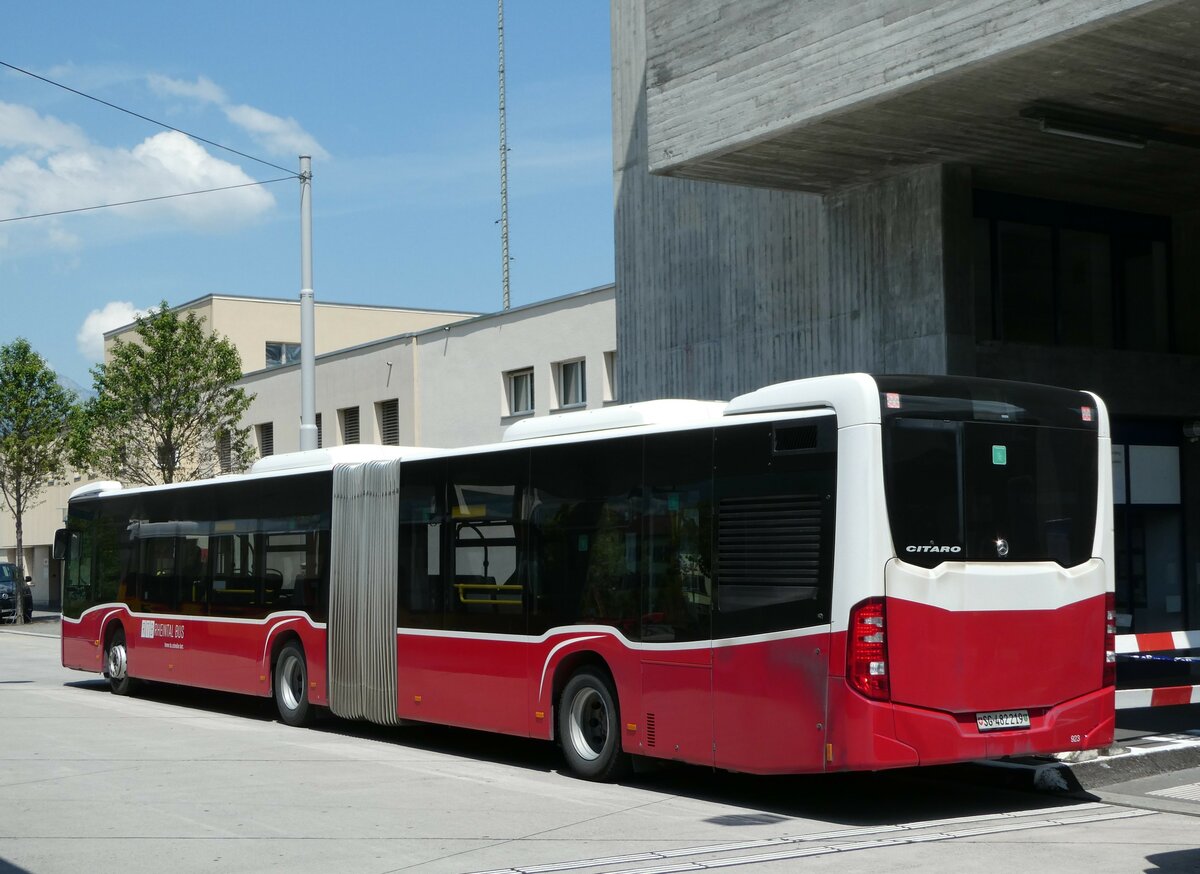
left=444, top=450, right=528, bottom=635
left=398, top=461, right=444, bottom=630
left=642, top=430, right=713, bottom=644
left=288, top=528, right=329, bottom=622
left=139, top=537, right=178, bottom=613
left=178, top=534, right=209, bottom=615
left=209, top=532, right=261, bottom=619
left=528, top=437, right=642, bottom=638
left=62, top=526, right=91, bottom=619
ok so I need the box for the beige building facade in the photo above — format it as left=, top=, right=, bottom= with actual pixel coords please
left=104, top=293, right=477, bottom=374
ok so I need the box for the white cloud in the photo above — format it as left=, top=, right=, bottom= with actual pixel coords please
left=146, top=72, right=328, bottom=161
left=224, top=104, right=329, bottom=160
left=76, top=301, right=148, bottom=361
left=147, top=73, right=227, bottom=105
left=0, top=101, right=89, bottom=152
left=0, top=129, right=277, bottom=233
left=0, top=70, right=316, bottom=251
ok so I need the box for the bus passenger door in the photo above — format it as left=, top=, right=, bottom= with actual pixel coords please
left=638, top=431, right=715, bottom=766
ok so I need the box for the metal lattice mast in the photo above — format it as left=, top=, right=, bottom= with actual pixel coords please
left=498, top=0, right=511, bottom=310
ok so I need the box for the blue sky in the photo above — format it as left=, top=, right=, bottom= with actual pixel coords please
left=0, top=2, right=614, bottom=389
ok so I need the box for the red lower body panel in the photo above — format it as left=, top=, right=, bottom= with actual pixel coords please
left=64, top=609, right=1114, bottom=776
left=826, top=680, right=1113, bottom=771
left=61, top=606, right=329, bottom=706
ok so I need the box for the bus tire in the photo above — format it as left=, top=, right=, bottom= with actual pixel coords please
left=104, top=626, right=134, bottom=696
left=558, top=668, right=629, bottom=781
left=274, top=641, right=312, bottom=727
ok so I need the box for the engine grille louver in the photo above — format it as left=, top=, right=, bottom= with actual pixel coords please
left=718, top=495, right=823, bottom=588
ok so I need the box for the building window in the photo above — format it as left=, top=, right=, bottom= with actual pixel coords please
left=556, top=359, right=586, bottom=409
left=974, top=191, right=1177, bottom=352
left=506, top=368, right=534, bottom=416
left=1111, top=429, right=1185, bottom=632
left=377, top=399, right=399, bottom=446
left=256, top=423, right=274, bottom=457
left=265, top=342, right=301, bottom=369
left=217, top=432, right=232, bottom=473
left=603, top=350, right=617, bottom=402
left=339, top=407, right=360, bottom=445
left=315, top=413, right=323, bottom=449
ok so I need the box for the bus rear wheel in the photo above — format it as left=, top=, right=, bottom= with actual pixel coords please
left=274, top=641, right=312, bottom=727
left=558, top=668, right=629, bottom=781
left=104, top=626, right=134, bottom=696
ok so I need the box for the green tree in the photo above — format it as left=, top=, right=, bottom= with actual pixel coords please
left=0, top=339, right=77, bottom=625
left=72, top=301, right=255, bottom=486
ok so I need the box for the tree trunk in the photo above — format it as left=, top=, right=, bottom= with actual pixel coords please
left=13, top=492, right=24, bottom=626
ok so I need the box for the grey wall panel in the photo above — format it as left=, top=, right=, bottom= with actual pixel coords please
left=642, top=0, right=1169, bottom=173
left=615, top=0, right=834, bottom=401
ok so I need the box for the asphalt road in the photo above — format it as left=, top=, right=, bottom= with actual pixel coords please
left=2, top=622, right=1199, bottom=874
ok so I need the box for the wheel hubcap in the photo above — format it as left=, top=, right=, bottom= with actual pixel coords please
left=107, top=643, right=127, bottom=680
left=568, top=687, right=608, bottom=761
left=278, top=655, right=303, bottom=711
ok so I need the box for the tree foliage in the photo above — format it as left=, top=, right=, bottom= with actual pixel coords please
left=0, top=339, right=77, bottom=621
left=71, top=302, right=255, bottom=485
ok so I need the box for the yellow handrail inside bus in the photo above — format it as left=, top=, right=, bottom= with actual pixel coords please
left=454, top=582, right=523, bottom=605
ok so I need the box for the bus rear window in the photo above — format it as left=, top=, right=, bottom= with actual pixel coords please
left=884, top=419, right=1097, bottom=568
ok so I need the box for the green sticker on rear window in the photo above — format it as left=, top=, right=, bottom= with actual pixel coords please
left=992, top=445, right=1007, bottom=465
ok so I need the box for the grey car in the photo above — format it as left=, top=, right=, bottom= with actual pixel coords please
left=0, top=563, right=33, bottom=623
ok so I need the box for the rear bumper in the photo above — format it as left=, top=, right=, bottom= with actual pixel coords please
left=827, top=681, right=1114, bottom=771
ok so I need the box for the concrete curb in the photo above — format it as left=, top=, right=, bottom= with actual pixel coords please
left=974, top=736, right=1200, bottom=793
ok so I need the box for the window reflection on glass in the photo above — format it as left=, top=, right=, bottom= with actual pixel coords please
left=558, top=360, right=585, bottom=408
left=507, top=369, right=533, bottom=415
left=265, top=342, right=301, bottom=369
left=975, top=192, right=1177, bottom=352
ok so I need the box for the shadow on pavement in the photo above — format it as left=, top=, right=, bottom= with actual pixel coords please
left=1144, top=848, right=1200, bottom=872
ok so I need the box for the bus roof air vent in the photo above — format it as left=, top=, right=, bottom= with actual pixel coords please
left=249, top=445, right=415, bottom=475
left=68, top=480, right=124, bottom=501
left=501, top=400, right=727, bottom=442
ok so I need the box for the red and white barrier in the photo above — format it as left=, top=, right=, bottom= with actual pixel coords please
left=1115, top=630, right=1200, bottom=710
left=1116, top=685, right=1200, bottom=709
left=1115, top=630, right=1200, bottom=654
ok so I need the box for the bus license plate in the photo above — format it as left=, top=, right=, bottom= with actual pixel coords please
left=976, top=709, right=1030, bottom=732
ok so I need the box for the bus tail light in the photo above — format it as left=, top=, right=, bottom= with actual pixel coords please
left=848, top=598, right=889, bottom=700
left=1103, top=592, right=1116, bottom=688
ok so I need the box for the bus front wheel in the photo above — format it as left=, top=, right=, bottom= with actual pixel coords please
left=274, top=641, right=312, bottom=727
left=558, top=668, right=629, bottom=781
left=104, top=626, right=134, bottom=696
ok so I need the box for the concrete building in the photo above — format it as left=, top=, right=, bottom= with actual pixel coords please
left=241, top=285, right=616, bottom=453
left=611, top=0, right=1200, bottom=633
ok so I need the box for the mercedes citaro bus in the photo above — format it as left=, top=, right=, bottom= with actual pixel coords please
left=57, top=374, right=1114, bottom=780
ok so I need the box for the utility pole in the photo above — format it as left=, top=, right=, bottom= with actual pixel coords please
left=498, top=0, right=511, bottom=310
left=299, top=155, right=318, bottom=451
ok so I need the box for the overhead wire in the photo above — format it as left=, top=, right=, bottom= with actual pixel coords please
left=0, top=177, right=296, bottom=224
left=0, top=59, right=298, bottom=176
left=0, top=59, right=302, bottom=223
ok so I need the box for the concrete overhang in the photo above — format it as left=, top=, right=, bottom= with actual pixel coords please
left=644, top=0, right=1200, bottom=211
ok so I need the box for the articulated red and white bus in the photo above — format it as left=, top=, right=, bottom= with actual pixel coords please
left=58, top=373, right=1115, bottom=779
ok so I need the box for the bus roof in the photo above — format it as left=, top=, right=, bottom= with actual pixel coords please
left=66, top=373, right=1102, bottom=502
